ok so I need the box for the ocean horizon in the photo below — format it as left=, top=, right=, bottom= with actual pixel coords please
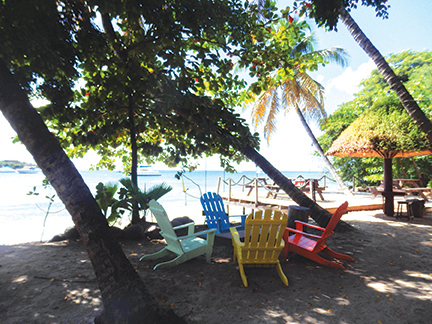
left=0, top=169, right=336, bottom=245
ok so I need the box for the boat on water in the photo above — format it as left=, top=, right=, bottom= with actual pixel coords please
left=16, top=166, right=41, bottom=174
left=0, top=166, right=18, bottom=173
left=137, top=165, right=161, bottom=176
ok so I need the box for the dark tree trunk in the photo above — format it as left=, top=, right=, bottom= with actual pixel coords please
left=241, top=145, right=352, bottom=231
left=296, top=108, right=352, bottom=196
left=383, top=158, right=394, bottom=216
left=0, top=59, right=184, bottom=324
left=128, top=98, right=140, bottom=224
left=340, top=10, right=432, bottom=146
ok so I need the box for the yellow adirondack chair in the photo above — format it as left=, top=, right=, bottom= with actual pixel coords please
left=230, top=209, right=288, bottom=287
left=140, top=200, right=216, bottom=270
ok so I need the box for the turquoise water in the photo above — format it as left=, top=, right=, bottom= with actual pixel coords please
left=0, top=169, right=334, bottom=244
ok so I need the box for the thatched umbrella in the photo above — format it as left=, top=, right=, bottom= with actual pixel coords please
left=326, top=100, right=432, bottom=216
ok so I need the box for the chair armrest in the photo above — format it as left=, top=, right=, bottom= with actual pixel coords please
left=286, top=227, right=322, bottom=240
left=227, top=214, right=247, bottom=227
left=294, top=220, right=325, bottom=232
left=173, top=222, right=195, bottom=235
left=177, top=228, right=216, bottom=241
left=229, top=227, right=244, bottom=247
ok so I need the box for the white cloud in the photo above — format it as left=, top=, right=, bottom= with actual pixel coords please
left=326, top=60, right=375, bottom=96
left=315, top=74, right=325, bottom=83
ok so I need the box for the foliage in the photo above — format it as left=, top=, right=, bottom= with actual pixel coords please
left=243, top=18, right=348, bottom=142
left=327, top=97, right=429, bottom=156
left=0, top=0, right=251, bottom=172
left=95, top=178, right=172, bottom=225
left=1, top=1, right=335, bottom=174
left=289, top=0, right=390, bottom=31
left=27, top=178, right=58, bottom=241
left=320, top=50, right=432, bottom=184
left=95, top=182, right=126, bottom=225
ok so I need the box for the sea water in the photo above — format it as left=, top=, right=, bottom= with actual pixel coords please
left=0, top=169, right=335, bottom=245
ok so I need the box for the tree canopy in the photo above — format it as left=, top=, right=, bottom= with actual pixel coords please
left=320, top=50, right=432, bottom=183
left=2, top=0, right=339, bottom=174
left=326, top=96, right=429, bottom=157
left=289, top=0, right=390, bottom=31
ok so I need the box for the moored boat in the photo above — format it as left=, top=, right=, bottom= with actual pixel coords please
left=136, top=165, right=161, bottom=176
left=0, top=166, right=18, bottom=173
left=16, top=166, right=41, bottom=174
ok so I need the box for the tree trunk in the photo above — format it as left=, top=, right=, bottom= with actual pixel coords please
left=128, top=98, right=140, bottom=224
left=0, top=59, right=184, bottom=324
left=340, top=10, right=432, bottom=146
left=241, top=145, right=352, bottom=231
left=383, top=158, right=394, bottom=216
left=296, top=108, right=353, bottom=196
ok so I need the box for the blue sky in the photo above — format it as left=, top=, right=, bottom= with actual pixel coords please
left=1, top=0, right=431, bottom=171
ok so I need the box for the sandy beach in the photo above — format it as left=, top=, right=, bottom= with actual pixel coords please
left=1, top=189, right=431, bottom=324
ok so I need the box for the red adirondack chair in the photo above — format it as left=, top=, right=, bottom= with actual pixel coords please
left=282, top=201, right=354, bottom=270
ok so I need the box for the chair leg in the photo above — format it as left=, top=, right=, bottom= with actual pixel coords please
left=282, top=231, right=289, bottom=260
left=275, top=262, right=289, bottom=286
left=139, top=247, right=170, bottom=261
left=205, top=246, right=214, bottom=263
left=322, top=247, right=354, bottom=261
left=153, top=254, right=186, bottom=270
left=238, top=262, right=248, bottom=287
left=308, top=252, right=346, bottom=270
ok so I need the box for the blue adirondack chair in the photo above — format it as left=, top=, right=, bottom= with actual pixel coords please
left=139, top=200, right=216, bottom=270
left=200, top=192, right=246, bottom=234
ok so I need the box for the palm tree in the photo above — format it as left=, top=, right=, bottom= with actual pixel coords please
left=339, top=9, right=432, bottom=145
left=250, top=25, right=352, bottom=195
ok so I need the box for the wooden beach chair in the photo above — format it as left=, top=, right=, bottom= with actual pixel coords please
left=230, top=209, right=288, bottom=287
left=139, top=200, right=216, bottom=270
left=200, top=192, right=246, bottom=234
left=282, top=201, right=354, bottom=270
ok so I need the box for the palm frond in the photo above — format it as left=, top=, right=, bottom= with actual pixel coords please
left=281, top=78, right=297, bottom=110
left=295, top=72, right=326, bottom=120
left=310, top=47, right=349, bottom=68
left=263, top=91, right=280, bottom=142
left=252, top=89, right=274, bottom=127
left=292, top=34, right=316, bottom=56
left=146, top=182, right=173, bottom=201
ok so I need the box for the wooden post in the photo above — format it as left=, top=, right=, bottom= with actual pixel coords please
left=216, top=177, right=221, bottom=194
left=227, top=178, right=232, bottom=215
left=254, top=178, right=258, bottom=207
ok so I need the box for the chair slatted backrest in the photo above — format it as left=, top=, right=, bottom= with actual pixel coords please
left=200, top=192, right=231, bottom=232
left=315, top=201, right=348, bottom=250
left=149, top=200, right=183, bottom=254
left=242, top=209, right=287, bottom=264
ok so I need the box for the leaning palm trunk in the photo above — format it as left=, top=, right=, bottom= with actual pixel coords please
left=340, top=10, right=432, bottom=145
left=241, top=145, right=352, bottom=231
left=0, top=59, right=184, bottom=324
left=296, top=108, right=353, bottom=196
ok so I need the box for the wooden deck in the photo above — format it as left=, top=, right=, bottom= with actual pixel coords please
left=216, top=176, right=384, bottom=215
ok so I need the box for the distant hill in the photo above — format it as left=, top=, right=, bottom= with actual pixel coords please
left=0, top=160, right=37, bottom=169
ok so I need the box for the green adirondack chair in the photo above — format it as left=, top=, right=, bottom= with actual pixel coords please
left=140, top=200, right=216, bottom=270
